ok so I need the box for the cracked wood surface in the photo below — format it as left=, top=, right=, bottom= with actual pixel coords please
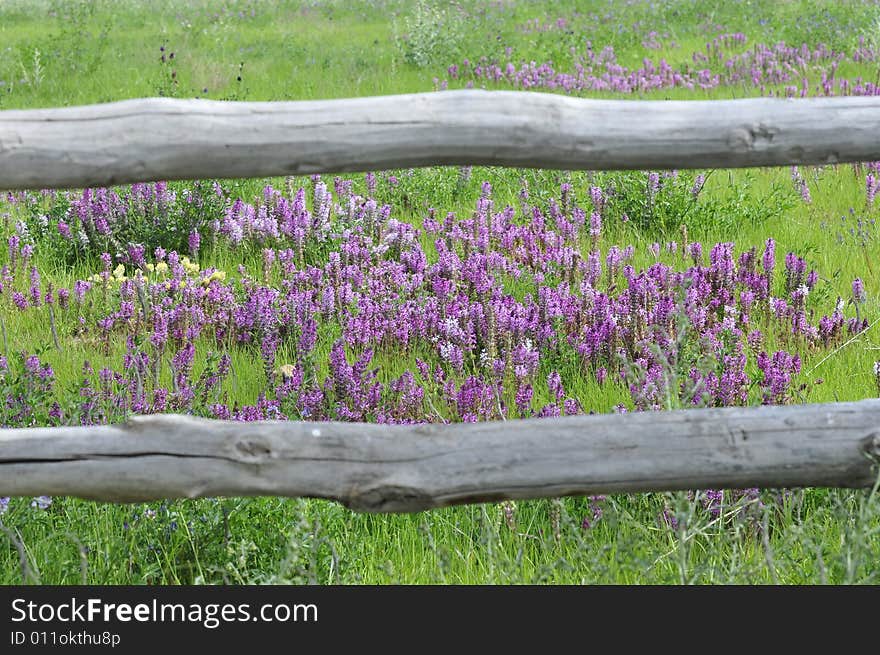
left=1, top=401, right=879, bottom=512
left=2, top=92, right=880, bottom=189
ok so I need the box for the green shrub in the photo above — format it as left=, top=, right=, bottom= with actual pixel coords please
left=396, top=0, right=466, bottom=68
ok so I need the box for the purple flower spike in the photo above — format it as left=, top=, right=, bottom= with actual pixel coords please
left=188, top=230, right=201, bottom=256
left=853, top=278, right=866, bottom=304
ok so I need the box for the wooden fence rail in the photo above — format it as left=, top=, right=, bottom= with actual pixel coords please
left=2, top=91, right=880, bottom=190
left=1, top=401, right=878, bottom=512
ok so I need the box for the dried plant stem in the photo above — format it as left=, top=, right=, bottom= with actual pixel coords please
left=805, top=316, right=880, bottom=377
left=48, top=304, right=61, bottom=351
left=862, top=244, right=874, bottom=277
left=0, top=313, right=8, bottom=356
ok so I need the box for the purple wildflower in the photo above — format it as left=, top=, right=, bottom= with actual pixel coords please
left=853, top=278, right=866, bottom=304
left=547, top=371, right=565, bottom=402
left=515, top=383, right=533, bottom=416
left=31, top=496, right=52, bottom=510
left=12, top=291, right=28, bottom=310
left=691, top=174, right=706, bottom=199
left=189, top=229, right=201, bottom=256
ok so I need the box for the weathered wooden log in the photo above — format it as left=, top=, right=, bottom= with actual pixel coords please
left=1, top=400, right=878, bottom=512
left=2, top=92, right=880, bottom=190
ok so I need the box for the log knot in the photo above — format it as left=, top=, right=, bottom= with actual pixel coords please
left=347, top=485, right=433, bottom=513
left=728, top=123, right=777, bottom=154
left=749, top=123, right=776, bottom=146
left=233, top=437, right=273, bottom=462
left=863, top=432, right=880, bottom=462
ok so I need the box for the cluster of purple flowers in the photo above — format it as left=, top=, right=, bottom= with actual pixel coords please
left=1, top=175, right=871, bottom=434
left=3, top=181, right=226, bottom=265
left=440, top=32, right=880, bottom=97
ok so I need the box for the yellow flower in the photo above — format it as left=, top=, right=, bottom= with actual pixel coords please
left=202, top=270, right=228, bottom=286
left=146, top=263, right=155, bottom=272
left=275, top=364, right=296, bottom=380
left=113, top=264, right=125, bottom=279
left=155, top=262, right=169, bottom=275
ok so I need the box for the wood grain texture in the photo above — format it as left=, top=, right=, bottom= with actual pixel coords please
left=2, top=92, right=880, bottom=189
left=1, top=400, right=879, bottom=512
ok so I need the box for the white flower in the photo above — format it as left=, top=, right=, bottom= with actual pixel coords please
left=442, top=317, right=460, bottom=332
left=439, top=341, right=453, bottom=362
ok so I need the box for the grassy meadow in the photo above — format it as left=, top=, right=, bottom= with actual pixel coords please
left=0, top=0, right=879, bottom=584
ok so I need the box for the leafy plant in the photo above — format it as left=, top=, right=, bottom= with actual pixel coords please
left=153, top=43, right=180, bottom=98
left=396, top=0, right=467, bottom=68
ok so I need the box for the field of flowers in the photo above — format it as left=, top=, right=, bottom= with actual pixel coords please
left=1, top=0, right=879, bottom=584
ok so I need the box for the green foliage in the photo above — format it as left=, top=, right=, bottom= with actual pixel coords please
left=594, top=169, right=798, bottom=237
left=153, top=42, right=181, bottom=98
left=1, top=487, right=878, bottom=583
left=46, top=0, right=111, bottom=76
left=599, top=170, right=707, bottom=236
left=0, top=352, right=58, bottom=428
left=14, top=181, right=226, bottom=266
left=396, top=0, right=467, bottom=68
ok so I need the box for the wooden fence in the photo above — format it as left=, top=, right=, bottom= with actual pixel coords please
left=1, top=91, right=879, bottom=511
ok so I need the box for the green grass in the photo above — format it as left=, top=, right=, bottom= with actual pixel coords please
left=1, top=0, right=880, bottom=584
left=3, top=489, right=879, bottom=584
